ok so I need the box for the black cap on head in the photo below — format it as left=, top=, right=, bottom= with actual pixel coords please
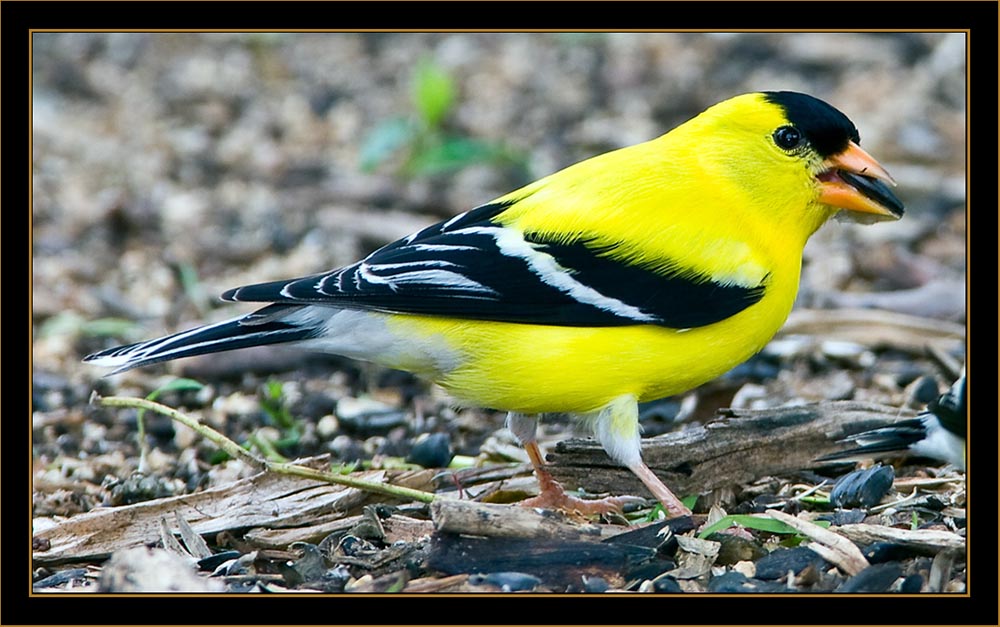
left=763, top=91, right=861, bottom=158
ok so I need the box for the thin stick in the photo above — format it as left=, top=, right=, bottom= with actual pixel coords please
left=765, top=509, right=869, bottom=576
left=92, top=393, right=437, bottom=504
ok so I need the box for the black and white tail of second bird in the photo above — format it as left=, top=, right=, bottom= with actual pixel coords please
left=820, top=370, right=966, bottom=471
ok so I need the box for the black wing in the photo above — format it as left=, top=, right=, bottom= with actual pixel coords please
left=223, top=201, right=768, bottom=329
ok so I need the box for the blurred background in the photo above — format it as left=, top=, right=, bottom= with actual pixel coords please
left=32, top=32, right=966, bottom=514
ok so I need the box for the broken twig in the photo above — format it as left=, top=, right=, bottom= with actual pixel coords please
left=93, top=394, right=437, bottom=504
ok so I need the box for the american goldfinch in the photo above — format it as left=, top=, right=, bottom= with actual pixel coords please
left=86, top=91, right=904, bottom=518
left=821, top=370, right=966, bottom=471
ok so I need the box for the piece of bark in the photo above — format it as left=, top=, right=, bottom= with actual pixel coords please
left=430, top=499, right=603, bottom=541
left=382, top=514, right=435, bottom=544
left=546, top=401, right=917, bottom=498
left=33, top=466, right=381, bottom=564
left=426, top=533, right=651, bottom=590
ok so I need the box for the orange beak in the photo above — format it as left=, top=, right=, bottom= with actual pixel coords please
left=817, top=141, right=904, bottom=222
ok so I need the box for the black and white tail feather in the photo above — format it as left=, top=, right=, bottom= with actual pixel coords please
left=820, top=371, right=966, bottom=471
left=86, top=199, right=769, bottom=375
left=84, top=304, right=324, bottom=375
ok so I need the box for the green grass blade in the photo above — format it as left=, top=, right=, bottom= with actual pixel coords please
left=698, top=514, right=831, bottom=539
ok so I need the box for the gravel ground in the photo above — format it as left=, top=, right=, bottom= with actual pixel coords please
left=31, top=32, right=967, bottom=597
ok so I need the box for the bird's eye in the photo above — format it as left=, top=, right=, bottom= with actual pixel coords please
left=773, top=126, right=803, bottom=150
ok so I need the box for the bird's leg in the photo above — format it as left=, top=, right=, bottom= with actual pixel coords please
left=625, top=458, right=692, bottom=519
left=592, top=395, right=692, bottom=519
left=522, top=440, right=572, bottom=501
left=507, top=412, right=639, bottom=516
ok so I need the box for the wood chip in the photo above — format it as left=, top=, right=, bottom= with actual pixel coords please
left=836, top=523, right=966, bottom=553
left=676, top=535, right=721, bottom=557
left=928, top=548, right=963, bottom=592
left=158, top=518, right=188, bottom=557
left=402, top=574, right=469, bottom=593
left=892, top=476, right=966, bottom=490
left=244, top=514, right=364, bottom=549
left=667, top=535, right=722, bottom=580
left=174, top=511, right=213, bottom=558
left=430, top=498, right=603, bottom=540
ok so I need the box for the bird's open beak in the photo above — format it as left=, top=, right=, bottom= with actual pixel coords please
left=817, top=141, right=904, bottom=222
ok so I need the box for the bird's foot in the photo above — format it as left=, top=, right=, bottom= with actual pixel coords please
left=519, top=484, right=645, bottom=516
left=519, top=463, right=645, bottom=516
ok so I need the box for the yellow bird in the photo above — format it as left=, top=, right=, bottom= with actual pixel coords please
left=86, top=91, right=903, bottom=518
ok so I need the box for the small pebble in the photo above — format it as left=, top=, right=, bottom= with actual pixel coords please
left=316, top=414, right=340, bottom=439
left=328, top=434, right=366, bottom=462
left=733, top=560, right=756, bottom=579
